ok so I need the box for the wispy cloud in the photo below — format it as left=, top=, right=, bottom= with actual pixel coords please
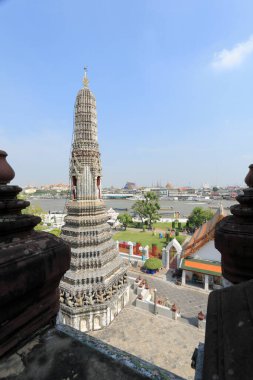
left=211, top=35, right=253, bottom=70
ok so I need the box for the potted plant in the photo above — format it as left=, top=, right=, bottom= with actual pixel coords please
left=143, top=258, right=163, bottom=274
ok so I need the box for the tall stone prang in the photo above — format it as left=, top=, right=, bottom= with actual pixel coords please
left=60, top=69, right=129, bottom=331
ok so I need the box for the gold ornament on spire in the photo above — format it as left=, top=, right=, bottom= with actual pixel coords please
left=83, top=66, right=89, bottom=88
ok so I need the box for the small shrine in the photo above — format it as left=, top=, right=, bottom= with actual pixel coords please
left=179, top=206, right=225, bottom=290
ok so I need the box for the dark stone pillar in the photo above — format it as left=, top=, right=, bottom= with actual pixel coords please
left=215, top=164, right=253, bottom=284
left=202, top=164, right=253, bottom=379
left=0, top=150, right=71, bottom=357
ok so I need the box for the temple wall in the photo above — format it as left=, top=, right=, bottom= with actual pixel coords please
left=61, top=286, right=129, bottom=332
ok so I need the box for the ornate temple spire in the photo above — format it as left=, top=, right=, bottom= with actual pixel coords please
left=71, top=69, right=100, bottom=200
left=60, top=70, right=129, bottom=332
left=82, top=66, right=89, bottom=88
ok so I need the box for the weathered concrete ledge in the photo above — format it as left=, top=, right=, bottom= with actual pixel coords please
left=0, top=324, right=184, bottom=380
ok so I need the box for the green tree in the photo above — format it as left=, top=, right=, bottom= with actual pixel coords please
left=143, top=191, right=160, bottom=229
left=19, top=194, right=47, bottom=231
left=49, top=228, right=61, bottom=237
left=18, top=192, right=45, bottom=217
left=18, top=194, right=62, bottom=236
left=132, top=191, right=160, bottom=230
left=132, top=200, right=146, bottom=231
left=187, top=207, right=214, bottom=232
left=118, top=213, right=132, bottom=230
left=22, top=203, right=45, bottom=217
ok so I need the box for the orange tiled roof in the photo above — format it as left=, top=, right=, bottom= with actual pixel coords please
left=182, top=206, right=225, bottom=258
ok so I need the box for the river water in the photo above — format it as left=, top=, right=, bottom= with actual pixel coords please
left=29, top=198, right=234, bottom=217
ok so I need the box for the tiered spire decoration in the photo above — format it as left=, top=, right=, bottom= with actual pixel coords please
left=59, top=70, right=129, bottom=331
left=82, top=66, right=89, bottom=88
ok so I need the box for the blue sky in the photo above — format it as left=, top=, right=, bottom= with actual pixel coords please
left=1, top=0, right=253, bottom=187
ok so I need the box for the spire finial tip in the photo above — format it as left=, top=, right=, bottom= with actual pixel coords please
left=83, top=66, right=89, bottom=87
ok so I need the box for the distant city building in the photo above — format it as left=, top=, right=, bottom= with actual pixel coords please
left=40, top=183, right=69, bottom=191
left=59, top=69, right=129, bottom=332
left=178, top=187, right=196, bottom=194
left=123, top=182, right=137, bottom=190
left=143, top=187, right=168, bottom=197
left=23, top=187, right=37, bottom=194
left=167, top=189, right=180, bottom=199
left=165, top=182, right=174, bottom=189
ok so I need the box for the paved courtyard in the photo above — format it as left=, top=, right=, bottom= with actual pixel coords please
left=128, top=270, right=209, bottom=325
left=89, top=303, right=204, bottom=380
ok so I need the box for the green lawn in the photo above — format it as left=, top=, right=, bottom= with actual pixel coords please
left=113, top=229, right=187, bottom=250
left=153, top=222, right=187, bottom=231
left=153, top=222, right=172, bottom=231
left=113, top=230, right=167, bottom=251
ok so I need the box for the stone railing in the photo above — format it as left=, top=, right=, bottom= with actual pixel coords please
left=0, top=323, right=183, bottom=380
